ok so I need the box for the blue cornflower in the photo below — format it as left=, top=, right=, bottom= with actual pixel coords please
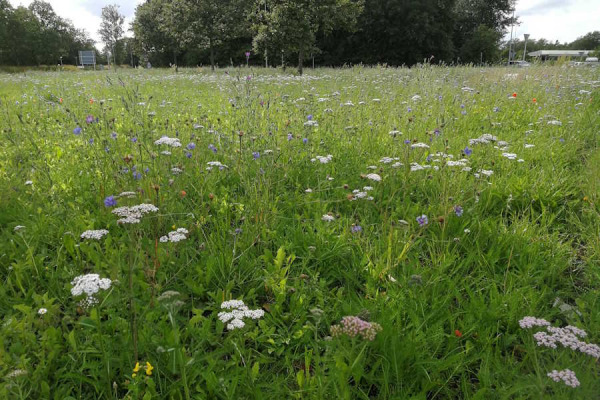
left=404, top=139, right=411, bottom=145
left=110, top=132, right=117, bottom=139
left=105, top=146, right=110, bottom=153
left=133, top=171, right=142, bottom=180
left=454, top=205, right=463, bottom=217
left=85, top=115, right=94, bottom=124
left=252, top=151, right=260, bottom=160
left=351, top=225, right=362, bottom=233
left=307, top=114, right=313, bottom=121
left=493, top=107, right=500, bottom=112
left=407, top=107, right=412, bottom=112
left=186, top=152, right=192, bottom=158
left=73, top=126, right=82, bottom=135
left=144, top=167, right=149, bottom=173
left=208, top=144, right=217, bottom=153
left=187, top=142, right=196, bottom=150
left=464, top=146, right=472, bottom=156
left=131, top=137, right=137, bottom=143
left=416, top=215, right=428, bottom=227
left=287, top=133, right=293, bottom=141
left=88, top=138, right=94, bottom=145
left=104, top=195, right=117, bottom=207
left=302, top=138, right=308, bottom=144
left=460, top=104, right=465, bottom=109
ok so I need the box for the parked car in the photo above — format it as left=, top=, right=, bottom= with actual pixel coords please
left=509, top=60, right=531, bottom=67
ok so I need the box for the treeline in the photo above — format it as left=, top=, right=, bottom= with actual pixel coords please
left=132, top=0, right=517, bottom=70
left=2, top=0, right=599, bottom=70
left=0, top=0, right=95, bottom=66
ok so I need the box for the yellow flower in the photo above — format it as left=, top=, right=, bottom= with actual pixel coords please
left=132, top=373, right=137, bottom=378
left=133, top=362, right=141, bottom=373
left=145, top=361, right=154, bottom=376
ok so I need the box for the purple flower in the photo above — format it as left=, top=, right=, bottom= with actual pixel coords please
left=144, top=167, right=149, bottom=173
left=407, top=107, right=412, bottom=112
left=133, top=171, right=142, bottom=180
left=307, top=114, right=313, bottom=121
left=187, top=142, right=196, bottom=150
left=186, top=152, right=192, bottom=158
left=460, top=104, right=465, bottom=109
left=73, top=126, right=82, bottom=135
left=245, top=51, right=251, bottom=58
left=454, top=205, right=463, bottom=217
left=104, top=195, right=117, bottom=207
left=434, top=128, right=440, bottom=136
left=416, top=215, right=428, bottom=227
left=404, top=139, right=411, bottom=145
left=110, top=132, right=117, bottom=139
left=302, top=138, right=308, bottom=144
left=208, top=144, right=217, bottom=153
left=351, top=225, right=362, bottom=233
left=461, top=110, right=467, bottom=115
left=287, top=133, right=293, bottom=141
left=493, top=107, right=500, bottom=113
left=105, top=146, right=110, bottom=153
left=235, top=227, right=243, bottom=235
left=85, top=115, right=94, bottom=124
left=464, top=146, right=472, bottom=156
left=252, top=151, right=260, bottom=160
left=88, top=138, right=94, bottom=145
left=131, top=137, right=137, bottom=143
left=426, top=155, right=432, bottom=162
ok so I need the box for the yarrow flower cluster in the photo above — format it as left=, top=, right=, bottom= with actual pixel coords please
left=160, top=228, right=189, bottom=243
left=217, top=300, right=264, bottom=331
left=365, top=173, right=381, bottom=182
left=330, top=316, right=382, bottom=341
left=519, top=316, right=599, bottom=387
left=154, top=136, right=182, bottom=147
left=312, top=155, right=333, bottom=164
left=70, top=273, right=112, bottom=307
left=80, top=229, right=109, bottom=240
left=206, top=161, right=228, bottom=171
left=547, top=369, right=580, bottom=388
left=112, top=204, right=159, bottom=224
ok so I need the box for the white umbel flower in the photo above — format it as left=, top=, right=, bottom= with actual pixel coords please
left=366, top=173, right=381, bottom=182
left=154, top=136, right=182, bottom=147
left=80, top=229, right=109, bottom=240
left=218, top=300, right=264, bottom=331
left=112, top=204, right=159, bottom=224
left=321, top=214, right=335, bottom=222
left=160, top=228, right=189, bottom=243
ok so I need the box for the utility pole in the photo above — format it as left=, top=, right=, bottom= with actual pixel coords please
left=523, top=34, right=530, bottom=61
left=507, top=7, right=515, bottom=65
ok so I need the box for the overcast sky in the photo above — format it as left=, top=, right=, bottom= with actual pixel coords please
left=8, top=0, right=600, bottom=46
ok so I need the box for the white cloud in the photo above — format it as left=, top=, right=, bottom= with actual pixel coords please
left=8, top=0, right=144, bottom=46
left=505, top=0, right=600, bottom=44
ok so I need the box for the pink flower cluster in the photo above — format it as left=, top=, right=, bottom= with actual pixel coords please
left=519, top=316, right=600, bottom=388
left=518, top=316, right=551, bottom=329
left=547, top=369, right=580, bottom=388
left=524, top=322, right=600, bottom=358
left=331, top=316, right=382, bottom=341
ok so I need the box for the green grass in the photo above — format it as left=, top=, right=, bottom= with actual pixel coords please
left=0, top=65, right=599, bottom=399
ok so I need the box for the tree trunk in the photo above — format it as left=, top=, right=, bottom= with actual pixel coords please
left=298, top=46, right=304, bottom=75
left=174, top=51, right=178, bottom=73
left=209, top=38, right=215, bottom=71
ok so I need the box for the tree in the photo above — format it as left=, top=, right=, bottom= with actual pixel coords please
left=173, top=0, right=250, bottom=71
left=453, top=0, right=515, bottom=63
left=98, top=4, right=124, bottom=68
left=253, top=0, right=363, bottom=74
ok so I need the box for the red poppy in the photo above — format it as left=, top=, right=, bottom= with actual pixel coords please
left=512, top=92, right=517, bottom=98
left=89, top=98, right=94, bottom=104
left=532, top=98, right=537, bottom=103
left=180, top=190, right=186, bottom=198
left=454, top=329, right=462, bottom=338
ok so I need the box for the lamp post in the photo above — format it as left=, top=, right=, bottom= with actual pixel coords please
left=523, top=34, right=530, bottom=61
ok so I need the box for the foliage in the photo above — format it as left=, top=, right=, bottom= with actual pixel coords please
left=0, top=65, right=599, bottom=398
left=0, top=0, right=94, bottom=66
left=98, top=4, right=125, bottom=67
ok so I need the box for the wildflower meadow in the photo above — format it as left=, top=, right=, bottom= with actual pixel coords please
left=1, top=65, right=599, bottom=399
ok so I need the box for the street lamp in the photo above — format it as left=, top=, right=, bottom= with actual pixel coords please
left=523, top=34, right=530, bottom=61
